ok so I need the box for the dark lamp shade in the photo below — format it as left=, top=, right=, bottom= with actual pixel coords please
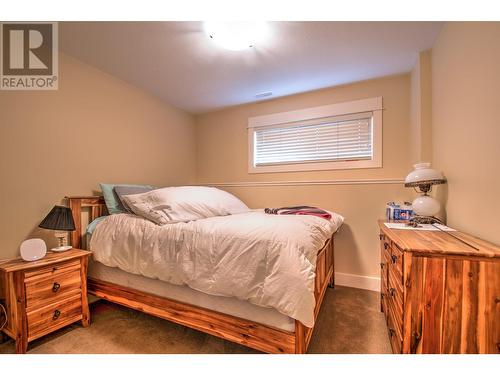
left=39, top=205, right=76, bottom=231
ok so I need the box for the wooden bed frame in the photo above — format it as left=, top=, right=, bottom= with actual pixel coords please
left=67, top=196, right=335, bottom=354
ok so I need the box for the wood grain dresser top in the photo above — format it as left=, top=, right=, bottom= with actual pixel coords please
left=0, top=248, right=91, bottom=273
left=378, top=220, right=500, bottom=259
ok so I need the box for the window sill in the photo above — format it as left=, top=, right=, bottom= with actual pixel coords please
left=248, top=158, right=382, bottom=173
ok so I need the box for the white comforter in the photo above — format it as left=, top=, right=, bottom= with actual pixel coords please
left=90, top=210, right=343, bottom=327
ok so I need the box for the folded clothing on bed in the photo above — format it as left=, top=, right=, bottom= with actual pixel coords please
left=265, top=206, right=332, bottom=220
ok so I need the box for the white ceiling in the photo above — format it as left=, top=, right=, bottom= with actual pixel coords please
left=60, top=22, right=443, bottom=114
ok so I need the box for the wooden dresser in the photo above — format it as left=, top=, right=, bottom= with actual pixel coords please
left=0, top=249, right=91, bottom=353
left=379, top=220, right=500, bottom=354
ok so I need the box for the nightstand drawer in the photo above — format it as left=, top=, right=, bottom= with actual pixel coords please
left=24, top=259, right=81, bottom=283
left=27, top=293, right=82, bottom=341
left=25, top=269, right=82, bottom=310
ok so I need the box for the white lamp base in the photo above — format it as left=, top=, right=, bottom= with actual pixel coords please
left=412, top=195, right=440, bottom=216
left=51, top=245, right=73, bottom=252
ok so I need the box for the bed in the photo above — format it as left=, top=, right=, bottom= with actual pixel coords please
left=67, top=195, right=343, bottom=353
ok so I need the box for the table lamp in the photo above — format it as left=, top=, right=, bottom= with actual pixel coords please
left=404, top=162, right=446, bottom=224
left=39, top=205, right=76, bottom=252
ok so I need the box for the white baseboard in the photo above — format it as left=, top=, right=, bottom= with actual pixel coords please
left=334, top=272, right=380, bottom=292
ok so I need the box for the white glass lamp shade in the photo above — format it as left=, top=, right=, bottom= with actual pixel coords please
left=405, top=162, right=446, bottom=187
left=412, top=195, right=441, bottom=216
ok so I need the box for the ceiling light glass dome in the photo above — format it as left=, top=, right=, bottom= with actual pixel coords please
left=204, top=21, right=269, bottom=51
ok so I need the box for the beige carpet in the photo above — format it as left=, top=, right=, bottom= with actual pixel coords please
left=0, top=286, right=391, bottom=354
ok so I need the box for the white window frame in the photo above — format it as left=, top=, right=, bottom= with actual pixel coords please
left=248, top=97, right=383, bottom=173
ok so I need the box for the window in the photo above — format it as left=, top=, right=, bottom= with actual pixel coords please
left=248, top=97, right=382, bottom=173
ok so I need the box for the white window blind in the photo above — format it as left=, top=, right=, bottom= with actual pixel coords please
left=254, top=112, right=373, bottom=166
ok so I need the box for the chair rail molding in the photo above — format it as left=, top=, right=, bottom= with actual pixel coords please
left=199, top=178, right=405, bottom=188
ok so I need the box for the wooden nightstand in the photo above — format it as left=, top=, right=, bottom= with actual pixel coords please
left=0, top=249, right=91, bottom=353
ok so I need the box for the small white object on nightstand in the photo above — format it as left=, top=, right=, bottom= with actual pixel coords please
left=20, top=238, right=47, bottom=261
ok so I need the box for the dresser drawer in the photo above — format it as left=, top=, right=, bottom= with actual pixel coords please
left=381, top=265, right=388, bottom=293
left=387, top=284, right=403, bottom=350
left=389, top=243, right=403, bottom=276
left=387, top=307, right=403, bottom=354
left=381, top=237, right=391, bottom=259
left=24, top=259, right=81, bottom=283
left=388, top=268, right=404, bottom=329
left=387, top=293, right=403, bottom=338
left=27, top=293, right=82, bottom=341
left=380, top=290, right=389, bottom=322
left=25, top=269, right=82, bottom=310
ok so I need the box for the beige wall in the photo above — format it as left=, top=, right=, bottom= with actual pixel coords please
left=431, top=22, right=500, bottom=245
left=196, top=74, right=413, bottom=279
left=0, top=53, right=197, bottom=259
left=410, top=50, right=432, bottom=164
left=2, top=22, right=498, bottom=283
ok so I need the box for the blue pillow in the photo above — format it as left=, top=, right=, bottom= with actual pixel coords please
left=86, top=216, right=107, bottom=237
left=100, top=183, right=156, bottom=214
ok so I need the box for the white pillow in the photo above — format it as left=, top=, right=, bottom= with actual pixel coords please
left=121, top=186, right=250, bottom=225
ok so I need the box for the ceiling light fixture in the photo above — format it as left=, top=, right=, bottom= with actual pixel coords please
left=203, top=21, right=269, bottom=51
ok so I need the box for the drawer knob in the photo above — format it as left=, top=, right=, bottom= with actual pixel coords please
left=380, top=262, right=384, bottom=269
left=52, top=310, right=61, bottom=320
left=379, top=234, right=384, bottom=240
left=384, top=243, right=389, bottom=250
left=391, top=255, right=398, bottom=263
left=389, top=328, right=395, bottom=337
left=390, top=288, right=396, bottom=297
left=52, top=282, right=61, bottom=293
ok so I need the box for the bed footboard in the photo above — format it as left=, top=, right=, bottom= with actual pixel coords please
left=295, top=236, right=334, bottom=353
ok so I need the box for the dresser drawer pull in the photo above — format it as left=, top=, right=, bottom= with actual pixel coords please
left=384, top=243, right=389, bottom=250
left=380, top=262, right=385, bottom=269
left=52, top=310, right=61, bottom=320
left=52, top=282, right=61, bottom=293
left=390, top=288, right=396, bottom=297
left=391, top=255, right=398, bottom=263
left=379, top=234, right=384, bottom=240
left=389, top=328, right=395, bottom=337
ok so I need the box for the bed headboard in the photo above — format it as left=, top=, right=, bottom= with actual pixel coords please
left=66, top=196, right=108, bottom=249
